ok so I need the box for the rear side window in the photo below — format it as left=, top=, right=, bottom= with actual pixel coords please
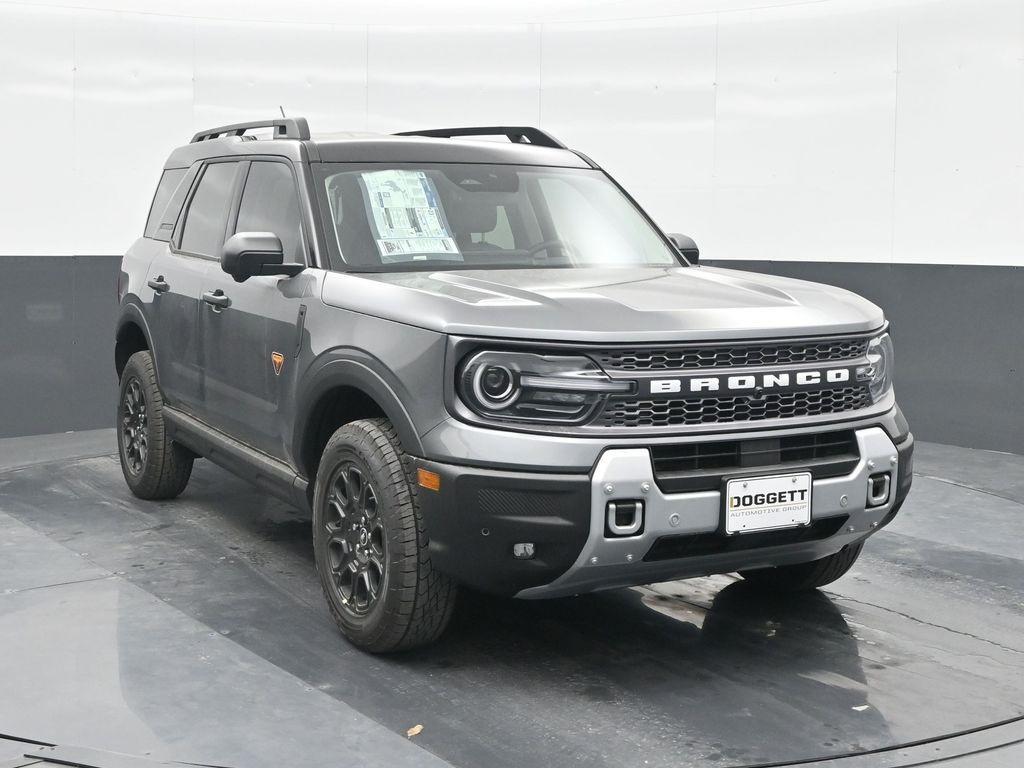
left=144, top=168, right=187, bottom=240
left=180, top=162, right=240, bottom=257
left=235, top=161, right=304, bottom=262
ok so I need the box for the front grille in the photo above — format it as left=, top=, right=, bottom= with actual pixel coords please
left=596, top=386, right=872, bottom=428
left=595, top=337, right=869, bottom=372
left=650, top=430, right=859, bottom=493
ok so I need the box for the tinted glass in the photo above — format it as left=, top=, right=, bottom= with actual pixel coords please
left=235, top=161, right=303, bottom=262
left=317, top=163, right=679, bottom=272
left=180, top=162, right=239, bottom=257
left=144, top=168, right=186, bottom=240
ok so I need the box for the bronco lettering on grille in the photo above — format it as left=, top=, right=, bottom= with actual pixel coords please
left=644, top=366, right=856, bottom=398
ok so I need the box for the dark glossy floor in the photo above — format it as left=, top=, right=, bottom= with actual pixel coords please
left=0, top=431, right=1022, bottom=768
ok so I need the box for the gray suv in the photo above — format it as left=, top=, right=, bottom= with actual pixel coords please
left=116, top=118, right=913, bottom=652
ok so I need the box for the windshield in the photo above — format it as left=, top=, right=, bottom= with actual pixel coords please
left=315, top=163, right=683, bottom=272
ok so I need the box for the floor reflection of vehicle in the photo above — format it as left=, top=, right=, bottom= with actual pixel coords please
left=105, top=487, right=879, bottom=759
left=692, top=582, right=893, bottom=761
left=416, top=580, right=892, bottom=765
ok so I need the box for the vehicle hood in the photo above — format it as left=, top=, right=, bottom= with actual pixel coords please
left=321, top=266, right=884, bottom=342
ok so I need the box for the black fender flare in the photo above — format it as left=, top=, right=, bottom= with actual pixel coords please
left=293, top=352, right=425, bottom=475
left=114, top=301, right=157, bottom=379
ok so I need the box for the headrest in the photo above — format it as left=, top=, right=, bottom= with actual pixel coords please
left=448, top=194, right=498, bottom=235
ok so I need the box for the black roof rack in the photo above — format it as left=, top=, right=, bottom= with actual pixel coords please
left=393, top=126, right=567, bottom=150
left=191, top=117, right=310, bottom=143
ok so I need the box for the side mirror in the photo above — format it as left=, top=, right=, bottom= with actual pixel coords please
left=668, top=233, right=700, bottom=264
left=221, top=232, right=304, bottom=282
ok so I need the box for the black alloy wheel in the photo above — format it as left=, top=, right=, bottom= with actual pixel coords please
left=322, top=462, right=387, bottom=616
left=120, top=376, right=149, bottom=475
left=312, top=418, right=457, bottom=652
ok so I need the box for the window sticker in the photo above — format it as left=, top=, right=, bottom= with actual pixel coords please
left=360, top=170, right=461, bottom=262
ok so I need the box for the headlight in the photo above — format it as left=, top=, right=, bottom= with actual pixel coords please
left=857, top=332, right=894, bottom=402
left=458, top=351, right=631, bottom=424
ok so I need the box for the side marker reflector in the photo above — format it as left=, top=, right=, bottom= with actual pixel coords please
left=417, top=468, right=441, bottom=492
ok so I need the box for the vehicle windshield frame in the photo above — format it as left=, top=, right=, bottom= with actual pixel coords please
left=311, top=161, right=689, bottom=273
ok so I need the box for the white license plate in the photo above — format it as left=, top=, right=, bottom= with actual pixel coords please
left=725, top=472, right=812, bottom=534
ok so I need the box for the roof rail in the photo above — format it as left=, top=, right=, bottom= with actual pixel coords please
left=191, top=117, right=310, bottom=143
left=394, top=126, right=567, bottom=150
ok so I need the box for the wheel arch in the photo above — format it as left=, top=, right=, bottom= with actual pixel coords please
left=294, top=355, right=425, bottom=483
left=115, top=304, right=156, bottom=379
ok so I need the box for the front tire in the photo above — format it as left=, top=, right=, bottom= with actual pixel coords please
left=117, top=350, right=193, bottom=500
left=313, top=418, right=457, bottom=653
left=739, top=543, right=863, bottom=591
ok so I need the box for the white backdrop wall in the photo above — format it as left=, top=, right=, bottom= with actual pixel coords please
left=1, top=0, right=1021, bottom=265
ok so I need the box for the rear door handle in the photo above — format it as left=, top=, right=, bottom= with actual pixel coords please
left=147, top=276, right=170, bottom=293
left=202, top=289, right=231, bottom=310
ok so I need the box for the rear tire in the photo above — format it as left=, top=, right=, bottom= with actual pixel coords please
left=313, top=418, right=457, bottom=653
left=739, top=543, right=863, bottom=591
left=117, top=350, right=193, bottom=500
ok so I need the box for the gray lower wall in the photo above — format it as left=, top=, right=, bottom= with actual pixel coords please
left=0, top=256, right=120, bottom=439
left=1, top=256, right=1021, bottom=454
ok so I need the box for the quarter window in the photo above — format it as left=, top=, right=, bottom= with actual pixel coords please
left=144, top=168, right=187, bottom=240
left=180, top=162, right=240, bottom=257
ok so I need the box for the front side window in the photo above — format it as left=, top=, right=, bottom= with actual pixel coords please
left=235, top=161, right=304, bottom=262
left=316, top=163, right=680, bottom=272
left=180, top=162, right=240, bottom=257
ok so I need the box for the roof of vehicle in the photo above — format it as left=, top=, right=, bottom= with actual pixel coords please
left=164, top=118, right=593, bottom=170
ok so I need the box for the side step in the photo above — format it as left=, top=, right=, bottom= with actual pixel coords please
left=162, top=407, right=310, bottom=511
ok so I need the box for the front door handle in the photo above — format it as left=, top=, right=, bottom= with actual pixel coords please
left=147, top=276, right=170, bottom=293
left=202, top=289, right=231, bottom=310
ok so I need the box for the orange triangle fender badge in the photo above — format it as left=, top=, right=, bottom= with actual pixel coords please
left=271, top=352, right=285, bottom=376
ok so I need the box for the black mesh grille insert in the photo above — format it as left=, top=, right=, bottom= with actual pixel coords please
left=476, top=488, right=578, bottom=519
left=595, top=337, right=869, bottom=372
left=643, top=516, right=849, bottom=562
left=652, top=430, right=858, bottom=474
left=650, top=430, right=859, bottom=493
left=596, top=386, right=872, bottom=428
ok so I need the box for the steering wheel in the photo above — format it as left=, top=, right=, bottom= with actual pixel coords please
left=526, top=239, right=571, bottom=260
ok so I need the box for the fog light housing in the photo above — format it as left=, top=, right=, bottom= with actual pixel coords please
left=512, top=542, right=536, bottom=560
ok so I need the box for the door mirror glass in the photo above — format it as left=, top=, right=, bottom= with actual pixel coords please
left=221, top=232, right=303, bottom=282
left=668, top=233, right=699, bottom=264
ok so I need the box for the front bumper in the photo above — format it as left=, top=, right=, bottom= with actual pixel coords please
left=416, top=426, right=914, bottom=598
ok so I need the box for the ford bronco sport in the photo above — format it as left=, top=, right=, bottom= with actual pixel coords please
left=116, top=118, right=913, bottom=652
